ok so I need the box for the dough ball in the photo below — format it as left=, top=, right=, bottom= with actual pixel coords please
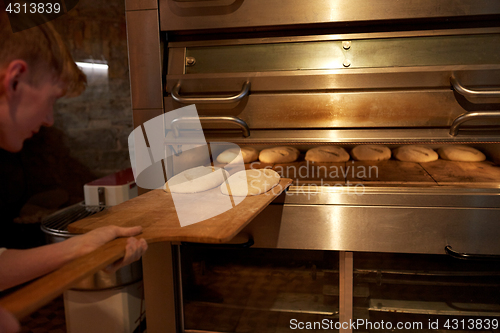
left=259, top=146, right=299, bottom=163
left=305, top=146, right=350, bottom=162
left=393, top=146, right=438, bottom=163
left=437, top=145, right=486, bottom=162
left=351, top=145, right=391, bottom=161
left=216, top=147, right=259, bottom=164
left=165, top=166, right=229, bottom=193
left=221, top=168, right=280, bottom=196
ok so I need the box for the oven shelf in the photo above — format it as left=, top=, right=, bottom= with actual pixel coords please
left=185, top=292, right=338, bottom=316
left=243, top=159, right=500, bottom=189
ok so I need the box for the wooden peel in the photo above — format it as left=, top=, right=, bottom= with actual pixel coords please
left=0, top=237, right=129, bottom=320
left=69, top=179, right=293, bottom=243
left=0, top=178, right=293, bottom=320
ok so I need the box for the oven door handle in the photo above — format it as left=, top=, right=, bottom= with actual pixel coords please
left=171, top=81, right=251, bottom=104
left=181, top=237, right=254, bottom=248
left=171, top=116, right=250, bottom=137
left=445, top=246, right=500, bottom=261
left=451, top=76, right=500, bottom=99
left=449, top=111, right=500, bottom=136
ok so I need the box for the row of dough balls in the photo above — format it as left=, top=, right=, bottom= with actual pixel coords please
left=395, top=145, right=485, bottom=163
left=217, top=145, right=486, bottom=163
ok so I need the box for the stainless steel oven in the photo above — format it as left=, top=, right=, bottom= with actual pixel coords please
left=124, top=1, right=500, bottom=332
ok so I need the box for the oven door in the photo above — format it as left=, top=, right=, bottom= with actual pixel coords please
left=159, top=0, right=500, bottom=32
left=165, top=29, right=500, bottom=143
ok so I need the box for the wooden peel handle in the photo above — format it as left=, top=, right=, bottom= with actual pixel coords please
left=0, top=238, right=129, bottom=320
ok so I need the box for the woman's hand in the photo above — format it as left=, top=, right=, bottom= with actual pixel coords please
left=0, top=225, right=148, bottom=291
left=71, top=225, right=148, bottom=273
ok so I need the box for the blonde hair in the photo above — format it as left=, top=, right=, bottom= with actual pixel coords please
left=0, top=10, right=86, bottom=97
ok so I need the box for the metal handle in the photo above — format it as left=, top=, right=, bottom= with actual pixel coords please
left=451, top=76, right=500, bottom=99
left=171, top=116, right=250, bottom=137
left=445, top=246, right=500, bottom=261
left=449, top=111, right=500, bottom=136
left=182, top=237, right=254, bottom=248
left=171, top=81, right=250, bottom=104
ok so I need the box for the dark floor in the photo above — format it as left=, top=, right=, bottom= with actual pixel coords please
left=18, top=296, right=147, bottom=333
left=19, top=297, right=66, bottom=333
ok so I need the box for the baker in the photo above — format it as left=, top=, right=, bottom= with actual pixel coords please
left=0, top=11, right=147, bottom=332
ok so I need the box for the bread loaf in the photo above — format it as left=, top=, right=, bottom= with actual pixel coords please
left=351, top=145, right=391, bottom=161
left=393, top=146, right=438, bottom=163
left=437, top=145, right=486, bottom=162
left=305, top=146, right=350, bottom=162
left=259, top=146, right=300, bottom=163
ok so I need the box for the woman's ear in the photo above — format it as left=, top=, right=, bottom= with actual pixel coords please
left=2, top=60, right=28, bottom=99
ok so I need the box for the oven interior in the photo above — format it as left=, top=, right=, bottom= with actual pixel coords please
left=179, top=247, right=500, bottom=333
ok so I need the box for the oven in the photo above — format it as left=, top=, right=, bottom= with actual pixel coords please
left=124, top=1, right=500, bottom=332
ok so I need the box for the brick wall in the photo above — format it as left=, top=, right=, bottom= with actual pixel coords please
left=52, top=0, right=133, bottom=179
left=0, top=0, right=133, bottom=215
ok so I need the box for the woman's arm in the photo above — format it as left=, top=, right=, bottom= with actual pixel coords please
left=0, top=226, right=147, bottom=291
